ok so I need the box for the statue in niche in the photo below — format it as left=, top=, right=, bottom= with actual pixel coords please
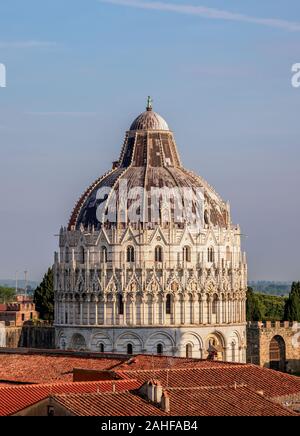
left=171, top=281, right=179, bottom=292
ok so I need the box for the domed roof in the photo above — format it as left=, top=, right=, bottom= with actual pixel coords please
left=130, top=96, right=169, bottom=131
left=68, top=98, right=229, bottom=231
left=130, top=110, right=169, bottom=131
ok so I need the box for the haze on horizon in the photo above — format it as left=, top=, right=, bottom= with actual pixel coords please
left=0, top=0, right=299, bottom=283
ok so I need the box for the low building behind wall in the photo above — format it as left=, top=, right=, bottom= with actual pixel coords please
left=247, top=321, right=300, bottom=374
left=0, top=296, right=39, bottom=327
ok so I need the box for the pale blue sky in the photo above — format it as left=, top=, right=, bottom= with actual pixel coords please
left=0, top=0, right=299, bottom=282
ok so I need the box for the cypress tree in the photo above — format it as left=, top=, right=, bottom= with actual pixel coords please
left=34, top=268, right=54, bottom=322
left=284, top=282, right=300, bottom=322
left=246, top=287, right=263, bottom=321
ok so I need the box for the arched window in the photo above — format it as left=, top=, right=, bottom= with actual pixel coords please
left=204, top=209, right=209, bottom=225
left=186, top=343, right=193, bottom=358
left=212, top=295, right=218, bottom=315
left=127, top=246, right=135, bottom=263
left=79, top=246, right=85, bottom=264
left=183, top=246, right=191, bottom=262
left=166, top=294, right=171, bottom=315
left=99, top=343, right=105, bottom=353
left=269, top=336, right=286, bottom=372
left=226, top=246, right=231, bottom=262
left=157, top=343, right=163, bottom=355
left=101, top=246, right=108, bottom=263
left=207, top=247, right=214, bottom=263
left=65, top=247, right=69, bottom=263
left=155, top=246, right=163, bottom=262
left=127, top=344, right=133, bottom=355
left=118, top=294, right=124, bottom=315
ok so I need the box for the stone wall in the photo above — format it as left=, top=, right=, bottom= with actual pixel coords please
left=0, top=325, right=55, bottom=349
left=247, top=321, right=300, bottom=374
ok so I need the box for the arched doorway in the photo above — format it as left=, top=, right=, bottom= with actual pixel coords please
left=269, top=335, right=286, bottom=372
left=186, top=343, right=193, bottom=358
left=70, top=333, right=86, bottom=351
left=206, top=332, right=225, bottom=361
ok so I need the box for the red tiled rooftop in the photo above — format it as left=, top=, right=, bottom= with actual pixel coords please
left=52, top=385, right=296, bottom=417
left=0, top=379, right=140, bottom=416
left=163, top=386, right=296, bottom=416
left=113, top=364, right=300, bottom=399
left=53, top=391, right=167, bottom=416
left=0, top=352, right=124, bottom=384
left=112, top=354, right=240, bottom=370
left=0, top=351, right=243, bottom=384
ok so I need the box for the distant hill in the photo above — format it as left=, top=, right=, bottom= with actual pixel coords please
left=248, top=281, right=292, bottom=296
left=0, top=279, right=38, bottom=291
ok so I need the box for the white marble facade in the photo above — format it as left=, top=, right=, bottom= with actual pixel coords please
left=54, top=220, right=247, bottom=361
left=54, top=102, right=247, bottom=362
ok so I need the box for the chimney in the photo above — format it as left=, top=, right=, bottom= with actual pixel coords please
left=144, top=380, right=163, bottom=403
left=154, top=381, right=163, bottom=403
left=147, top=380, right=155, bottom=402
left=161, top=391, right=170, bottom=413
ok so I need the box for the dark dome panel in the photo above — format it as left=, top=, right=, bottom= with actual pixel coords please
left=68, top=102, right=229, bottom=230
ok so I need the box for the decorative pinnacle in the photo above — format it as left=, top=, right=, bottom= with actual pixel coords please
left=146, top=96, right=153, bottom=111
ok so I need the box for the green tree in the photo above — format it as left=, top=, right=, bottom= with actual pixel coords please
left=284, top=282, right=300, bottom=322
left=246, top=287, right=264, bottom=321
left=34, top=268, right=54, bottom=322
left=0, top=286, right=15, bottom=303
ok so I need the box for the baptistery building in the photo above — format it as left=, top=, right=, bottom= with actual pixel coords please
left=54, top=99, right=247, bottom=362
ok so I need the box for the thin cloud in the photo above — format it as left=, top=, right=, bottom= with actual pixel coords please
left=100, top=0, right=300, bottom=32
left=0, top=41, right=58, bottom=49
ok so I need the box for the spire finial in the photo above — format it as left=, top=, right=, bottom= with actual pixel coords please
left=146, top=96, right=153, bottom=111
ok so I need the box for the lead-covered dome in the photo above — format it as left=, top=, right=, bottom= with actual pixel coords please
left=68, top=98, right=229, bottom=231
left=130, top=97, right=169, bottom=131
left=130, top=110, right=169, bottom=131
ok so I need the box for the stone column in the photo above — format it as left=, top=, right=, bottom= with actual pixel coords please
left=73, top=299, right=76, bottom=325
left=123, top=293, right=127, bottom=325
left=62, top=297, right=65, bottom=324
left=224, top=295, right=228, bottom=324
left=80, top=298, right=83, bottom=325
left=153, top=294, right=158, bottom=325
left=112, top=295, right=116, bottom=325
left=142, top=296, right=146, bottom=325
left=162, top=295, right=166, bottom=325
left=199, top=294, right=204, bottom=324
left=87, top=295, right=90, bottom=326
left=131, top=295, right=136, bottom=326
left=217, top=296, right=221, bottom=324
left=173, top=294, right=179, bottom=325
left=182, top=294, right=189, bottom=325
left=208, top=295, right=213, bottom=324
left=228, top=296, right=232, bottom=323
left=95, top=296, right=98, bottom=325
left=103, top=294, right=107, bottom=325
left=191, top=294, right=197, bottom=324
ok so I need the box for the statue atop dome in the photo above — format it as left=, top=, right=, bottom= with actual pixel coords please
left=146, top=96, right=153, bottom=111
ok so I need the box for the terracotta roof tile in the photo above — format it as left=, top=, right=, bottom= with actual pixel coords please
left=0, top=379, right=140, bottom=416
left=165, top=386, right=296, bottom=416
left=0, top=353, right=123, bottom=384
left=52, top=385, right=296, bottom=417
left=113, top=365, right=300, bottom=398
left=53, top=391, right=167, bottom=416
